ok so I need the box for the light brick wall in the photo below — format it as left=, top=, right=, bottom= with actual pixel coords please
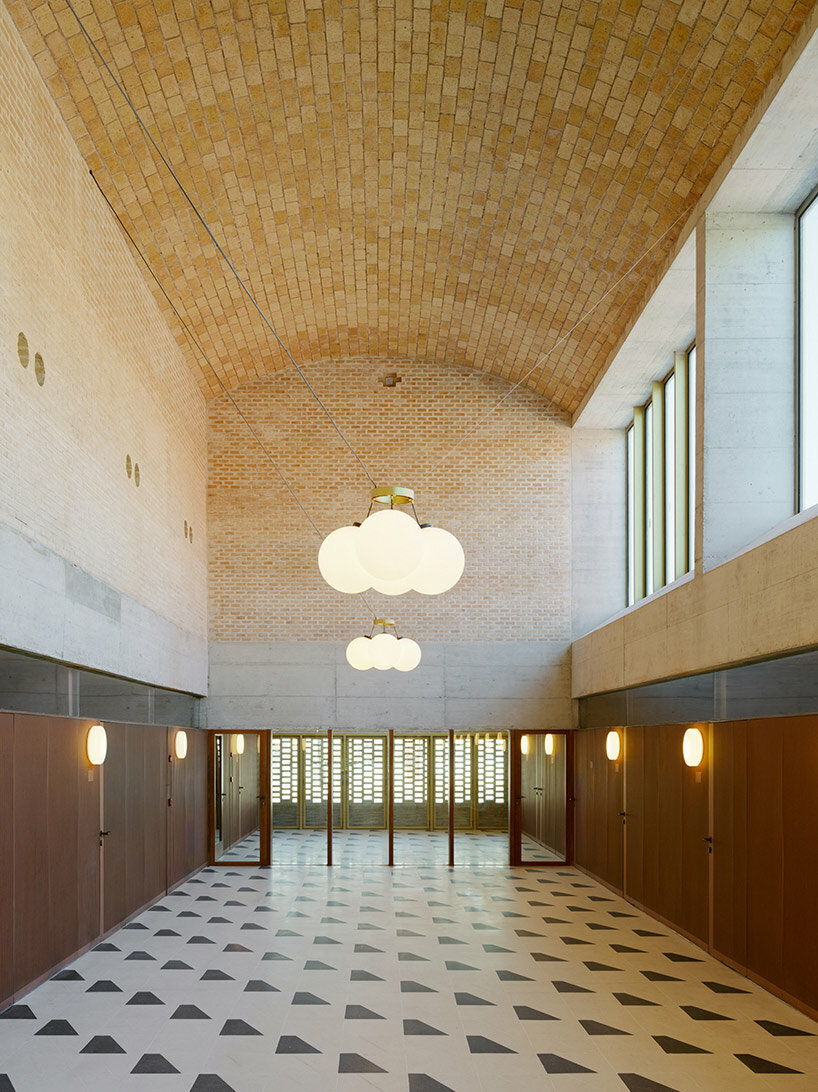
left=208, top=359, right=571, bottom=645
left=0, top=4, right=208, bottom=684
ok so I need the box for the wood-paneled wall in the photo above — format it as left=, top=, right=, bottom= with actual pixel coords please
left=575, top=715, right=818, bottom=1019
left=0, top=713, right=208, bottom=1012
left=574, top=727, right=624, bottom=893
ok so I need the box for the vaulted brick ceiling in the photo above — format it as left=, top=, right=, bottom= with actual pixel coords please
left=7, top=0, right=812, bottom=412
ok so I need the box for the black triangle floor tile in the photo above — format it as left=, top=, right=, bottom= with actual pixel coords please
left=188, top=936, right=215, bottom=945
left=263, top=952, right=292, bottom=961
left=399, top=952, right=429, bottom=962
left=155, top=929, right=181, bottom=937
left=126, top=951, right=156, bottom=961
left=352, top=970, right=383, bottom=981
left=190, top=1076, right=237, bottom=1091
left=611, top=944, right=646, bottom=954
left=619, top=1074, right=680, bottom=1091
left=538, top=1054, right=595, bottom=1075
left=404, top=1019, right=447, bottom=1036
left=223, top=944, right=252, bottom=953
left=584, top=961, right=621, bottom=972
left=454, top=992, right=494, bottom=1006
left=531, top=952, right=566, bottom=962
left=736, top=1054, right=802, bottom=1074
left=482, top=944, right=513, bottom=953
left=171, top=1005, right=210, bottom=1020
left=580, top=1020, right=631, bottom=1036
left=614, top=992, right=659, bottom=1007
left=245, top=980, right=279, bottom=992
left=292, top=992, right=329, bottom=1005
left=681, top=1005, right=732, bottom=1021
left=0, top=1079, right=16, bottom=1092
left=755, top=1019, right=815, bottom=1036
left=0, top=1005, right=35, bottom=1019
left=467, top=1035, right=515, bottom=1054
left=702, top=980, right=749, bottom=994
left=663, top=951, right=703, bottom=963
left=338, top=1054, right=386, bottom=1074
left=36, top=1020, right=77, bottom=1036
left=496, top=969, right=533, bottom=981
left=162, top=961, right=193, bottom=970
left=354, top=944, right=383, bottom=953
left=305, top=960, right=336, bottom=971
left=514, top=1005, right=558, bottom=1020
left=553, top=980, right=593, bottom=993
left=86, top=980, right=121, bottom=993
left=201, top=969, right=234, bottom=981
left=93, top=943, right=120, bottom=952
left=633, top=929, right=666, bottom=937
left=408, top=1076, right=456, bottom=1092
left=220, top=1020, right=262, bottom=1036
left=51, top=969, right=83, bottom=981
left=127, top=992, right=164, bottom=1005
left=80, top=1035, right=126, bottom=1054
left=653, top=1036, right=711, bottom=1055
left=402, top=981, right=437, bottom=993
left=641, top=971, right=682, bottom=983
left=131, top=1054, right=180, bottom=1074
left=276, top=1036, right=320, bottom=1054
left=345, top=1005, right=384, bottom=1019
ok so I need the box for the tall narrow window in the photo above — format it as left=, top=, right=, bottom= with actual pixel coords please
left=645, top=402, right=654, bottom=594
left=688, top=344, right=696, bottom=571
left=664, top=372, right=676, bottom=583
left=627, top=426, right=635, bottom=605
left=800, top=193, right=818, bottom=510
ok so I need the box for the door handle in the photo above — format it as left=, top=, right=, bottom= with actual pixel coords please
left=98, top=829, right=110, bottom=847
left=703, top=836, right=713, bottom=854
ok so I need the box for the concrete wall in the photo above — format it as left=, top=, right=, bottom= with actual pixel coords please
left=697, top=212, right=795, bottom=570
left=572, top=509, right=818, bottom=696
left=571, top=428, right=627, bottom=638
left=0, top=5, right=208, bottom=693
left=208, top=640, right=570, bottom=732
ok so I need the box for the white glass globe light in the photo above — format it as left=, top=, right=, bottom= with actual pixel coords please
left=545, top=732, right=554, bottom=755
left=318, top=525, right=371, bottom=593
left=683, top=726, right=704, bottom=767
left=370, top=572, right=416, bottom=596
left=370, top=631, right=399, bottom=670
left=356, top=509, right=424, bottom=582
left=606, top=730, right=621, bottom=761
left=411, top=526, right=465, bottom=594
left=346, top=636, right=374, bottom=670
left=520, top=734, right=529, bottom=755
left=174, top=730, right=188, bottom=760
left=394, top=637, right=422, bottom=672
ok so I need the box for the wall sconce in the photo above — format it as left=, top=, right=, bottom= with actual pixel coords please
left=235, top=733, right=245, bottom=755
left=545, top=733, right=554, bottom=755
left=174, top=730, right=188, bottom=760
left=521, top=734, right=529, bottom=755
left=606, top=730, right=621, bottom=761
left=86, top=723, right=108, bottom=766
left=683, top=726, right=704, bottom=767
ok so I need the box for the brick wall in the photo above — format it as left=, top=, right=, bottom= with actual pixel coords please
left=208, top=358, right=571, bottom=645
left=0, top=4, right=208, bottom=686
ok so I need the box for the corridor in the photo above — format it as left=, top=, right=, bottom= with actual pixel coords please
left=1, top=859, right=815, bottom=1091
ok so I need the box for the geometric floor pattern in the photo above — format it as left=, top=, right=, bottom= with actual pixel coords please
left=1, top=858, right=816, bottom=1090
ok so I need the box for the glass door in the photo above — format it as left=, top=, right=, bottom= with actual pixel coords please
left=513, top=730, right=570, bottom=865
left=210, top=731, right=269, bottom=865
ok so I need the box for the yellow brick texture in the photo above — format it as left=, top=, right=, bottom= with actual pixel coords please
left=0, top=2, right=209, bottom=639
left=5, top=0, right=811, bottom=415
left=207, top=358, right=571, bottom=642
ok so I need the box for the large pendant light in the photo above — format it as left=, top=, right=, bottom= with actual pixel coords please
left=346, top=619, right=422, bottom=672
left=319, top=486, right=464, bottom=596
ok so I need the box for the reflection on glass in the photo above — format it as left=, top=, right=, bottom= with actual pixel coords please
left=520, top=732, right=566, bottom=863
left=800, top=196, right=818, bottom=510
left=213, top=731, right=261, bottom=863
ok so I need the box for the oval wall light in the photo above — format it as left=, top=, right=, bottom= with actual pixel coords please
left=87, top=723, right=108, bottom=766
left=683, top=726, right=705, bottom=767
left=174, top=730, right=188, bottom=760
left=606, top=729, right=621, bottom=761
left=520, top=734, right=529, bottom=755
left=544, top=733, right=554, bottom=755
left=319, top=486, right=464, bottom=596
left=235, top=733, right=245, bottom=756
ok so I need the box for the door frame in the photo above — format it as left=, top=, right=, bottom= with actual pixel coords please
left=207, top=730, right=270, bottom=866
left=509, top=728, right=574, bottom=867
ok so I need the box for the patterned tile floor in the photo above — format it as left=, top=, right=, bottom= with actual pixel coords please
left=1, top=848, right=816, bottom=1091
